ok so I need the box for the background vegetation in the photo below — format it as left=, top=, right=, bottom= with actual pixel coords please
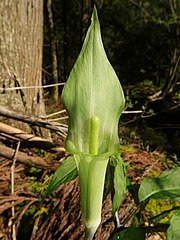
left=43, top=0, right=179, bottom=156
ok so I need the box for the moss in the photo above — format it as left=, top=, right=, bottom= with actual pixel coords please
left=120, top=145, right=136, bottom=155
left=145, top=199, right=180, bottom=224
left=147, top=169, right=161, bottom=178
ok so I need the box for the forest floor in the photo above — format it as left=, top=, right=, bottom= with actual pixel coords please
left=0, top=96, right=179, bottom=240
left=0, top=136, right=178, bottom=240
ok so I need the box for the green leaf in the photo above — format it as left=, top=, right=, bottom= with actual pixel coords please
left=139, top=167, right=180, bottom=202
left=110, top=228, right=145, bottom=240
left=43, top=156, right=78, bottom=199
left=111, top=154, right=127, bottom=215
left=167, top=209, right=180, bottom=240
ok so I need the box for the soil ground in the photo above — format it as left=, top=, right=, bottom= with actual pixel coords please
left=0, top=141, right=176, bottom=240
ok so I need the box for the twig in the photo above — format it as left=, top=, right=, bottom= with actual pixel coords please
left=48, top=116, right=68, bottom=122
left=49, top=122, right=67, bottom=128
left=11, top=141, right=21, bottom=240
left=0, top=82, right=65, bottom=91
left=41, top=109, right=66, bottom=118
left=0, top=105, right=67, bottom=137
left=122, top=110, right=143, bottom=114
left=0, top=195, right=38, bottom=202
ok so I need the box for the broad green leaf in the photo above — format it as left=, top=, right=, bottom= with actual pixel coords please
left=167, top=209, right=180, bottom=240
left=62, top=6, right=125, bottom=239
left=43, top=156, right=78, bottom=199
left=110, top=228, right=145, bottom=240
left=139, top=167, right=180, bottom=202
left=111, top=154, right=127, bottom=215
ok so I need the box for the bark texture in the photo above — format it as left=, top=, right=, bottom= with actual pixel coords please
left=0, top=0, right=47, bottom=135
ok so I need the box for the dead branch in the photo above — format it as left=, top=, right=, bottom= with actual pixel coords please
left=41, top=109, right=66, bottom=119
left=0, top=105, right=67, bottom=137
left=0, top=145, right=60, bottom=171
left=0, top=122, right=57, bottom=150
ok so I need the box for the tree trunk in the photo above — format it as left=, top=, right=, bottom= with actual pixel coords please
left=47, top=0, right=59, bottom=101
left=0, top=0, right=48, bottom=137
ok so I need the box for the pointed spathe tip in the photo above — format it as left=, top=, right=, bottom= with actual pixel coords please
left=92, top=4, right=98, bottom=22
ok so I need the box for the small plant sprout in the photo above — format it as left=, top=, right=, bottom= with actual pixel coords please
left=61, top=6, right=125, bottom=240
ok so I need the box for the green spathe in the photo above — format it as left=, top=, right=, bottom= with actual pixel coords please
left=62, top=6, right=125, bottom=239
left=62, top=7, right=125, bottom=155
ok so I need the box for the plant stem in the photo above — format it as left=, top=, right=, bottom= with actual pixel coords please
left=85, top=227, right=97, bottom=240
